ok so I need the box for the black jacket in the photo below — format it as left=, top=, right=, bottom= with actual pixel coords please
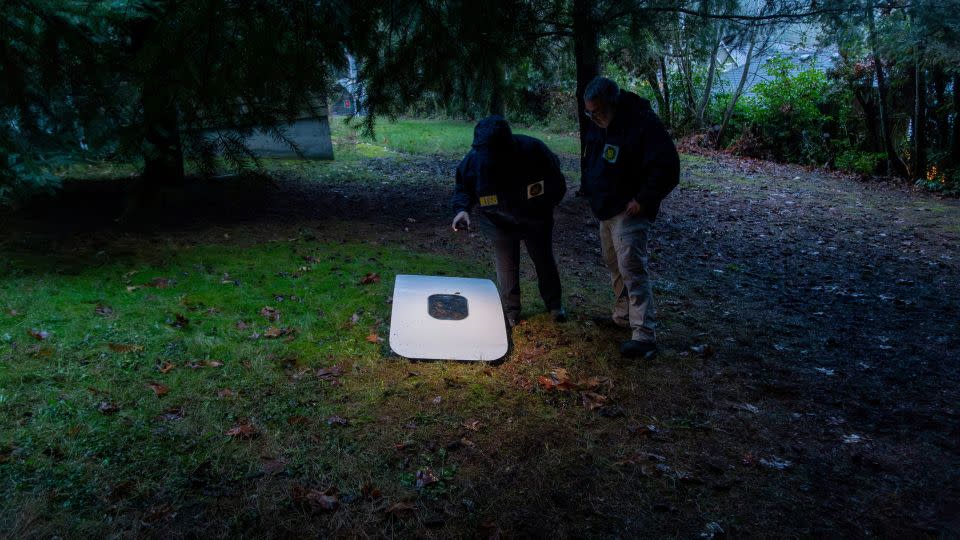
left=452, top=116, right=566, bottom=227
left=580, top=91, right=680, bottom=221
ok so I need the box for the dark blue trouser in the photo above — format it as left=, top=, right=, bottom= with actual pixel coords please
left=479, top=213, right=562, bottom=318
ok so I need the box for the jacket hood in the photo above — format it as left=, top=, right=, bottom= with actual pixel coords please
left=617, top=91, right=652, bottom=114
left=472, top=115, right=514, bottom=152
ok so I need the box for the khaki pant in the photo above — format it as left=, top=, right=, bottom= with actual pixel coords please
left=600, top=212, right=656, bottom=343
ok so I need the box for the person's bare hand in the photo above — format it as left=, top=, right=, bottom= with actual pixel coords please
left=452, top=211, right=471, bottom=231
left=625, top=200, right=643, bottom=217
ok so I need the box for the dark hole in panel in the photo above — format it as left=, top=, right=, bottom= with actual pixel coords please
left=428, top=294, right=468, bottom=320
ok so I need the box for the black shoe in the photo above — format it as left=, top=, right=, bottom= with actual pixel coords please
left=620, top=339, right=657, bottom=358
left=550, top=308, right=568, bottom=323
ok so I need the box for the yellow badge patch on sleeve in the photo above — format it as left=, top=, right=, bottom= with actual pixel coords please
left=602, top=144, right=620, bottom=163
left=527, top=180, right=545, bottom=199
left=479, top=195, right=499, bottom=207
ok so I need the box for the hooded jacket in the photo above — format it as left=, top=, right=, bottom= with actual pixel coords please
left=580, top=91, right=680, bottom=221
left=452, top=116, right=566, bottom=227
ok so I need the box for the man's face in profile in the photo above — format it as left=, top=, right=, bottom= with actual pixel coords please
left=585, top=99, right=613, bottom=129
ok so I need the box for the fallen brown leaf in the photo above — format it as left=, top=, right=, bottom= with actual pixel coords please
left=260, top=306, right=281, bottom=322
left=157, top=361, right=176, bottom=374
left=537, top=375, right=557, bottom=391
left=366, top=332, right=383, bottom=343
left=226, top=421, right=258, bottom=439
left=538, top=367, right=576, bottom=391
left=217, top=388, right=235, bottom=398
left=580, top=391, right=609, bottom=410
left=361, top=483, right=382, bottom=500
left=28, top=329, right=50, bottom=341
left=145, top=277, right=170, bottom=288
left=206, top=360, right=224, bottom=368
left=146, top=382, right=169, bottom=397
left=94, top=304, right=113, bottom=317
left=29, top=345, right=54, bottom=358
left=287, top=415, right=309, bottom=425
left=359, top=272, right=381, bottom=285
left=316, top=364, right=344, bottom=381
left=551, top=368, right=573, bottom=388
left=462, top=419, right=481, bottom=431
left=263, top=326, right=295, bottom=339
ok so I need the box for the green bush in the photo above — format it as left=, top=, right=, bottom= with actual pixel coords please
left=709, top=92, right=758, bottom=147
left=1, top=152, right=62, bottom=208
left=744, top=55, right=832, bottom=164
left=835, top=149, right=885, bottom=175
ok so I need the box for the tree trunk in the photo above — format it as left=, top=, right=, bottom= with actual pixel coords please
left=572, top=0, right=599, bottom=153
left=867, top=0, right=908, bottom=177
left=932, top=66, right=948, bottom=151
left=697, top=24, right=724, bottom=128
left=680, top=51, right=697, bottom=127
left=142, top=87, right=185, bottom=185
left=660, top=56, right=672, bottom=130
left=912, top=50, right=926, bottom=182
left=855, top=89, right=881, bottom=152
left=130, top=14, right=185, bottom=186
left=489, top=62, right=506, bottom=116
left=645, top=63, right=666, bottom=118
left=953, top=73, right=960, bottom=166
left=715, top=36, right=755, bottom=149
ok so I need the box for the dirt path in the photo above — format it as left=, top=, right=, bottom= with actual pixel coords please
left=304, top=152, right=960, bottom=536
left=268, top=152, right=959, bottom=535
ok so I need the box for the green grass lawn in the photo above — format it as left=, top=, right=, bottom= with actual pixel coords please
left=1, top=233, right=636, bottom=536
left=1, top=238, right=538, bottom=533
left=58, top=116, right=579, bottom=184
left=329, top=116, right=581, bottom=158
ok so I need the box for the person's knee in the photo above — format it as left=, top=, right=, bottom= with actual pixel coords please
left=616, top=247, right=648, bottom=274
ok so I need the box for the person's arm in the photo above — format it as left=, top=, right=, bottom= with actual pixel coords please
left=632, top=112, right=680, bottom=207
left=451, top=159, right=475, bottom=230
left=541, top=143, right=567, bottom=206
left=451, top=159, right=476, bottom=214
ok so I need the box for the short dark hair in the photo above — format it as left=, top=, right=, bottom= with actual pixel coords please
left=584, top=76, right=620, bottom=105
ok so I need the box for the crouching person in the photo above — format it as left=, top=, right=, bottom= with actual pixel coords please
left=451, top=116, right=567, bottom=328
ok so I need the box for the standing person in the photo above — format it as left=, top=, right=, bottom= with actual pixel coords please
left=451, top=115, right=567, bottom=328
left=580, top=77, right=680, bottom=358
